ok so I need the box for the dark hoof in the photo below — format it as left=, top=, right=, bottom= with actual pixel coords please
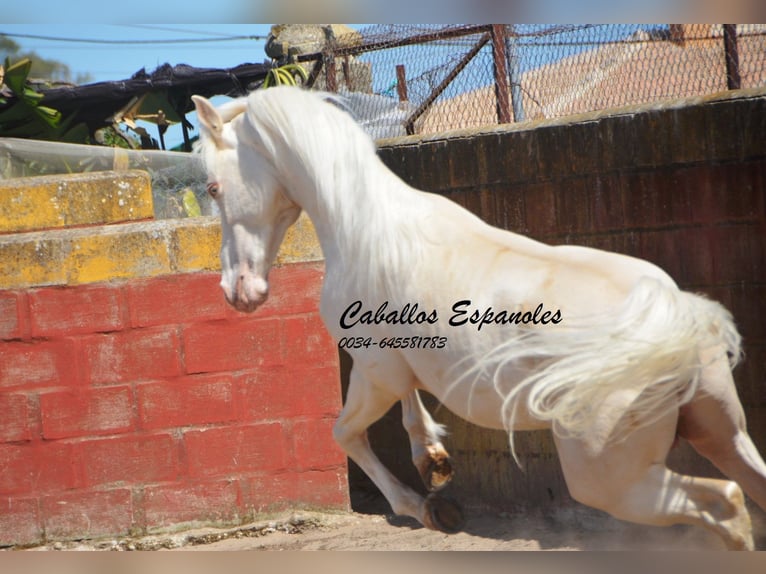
left=422, top=454, right=454, bottom=492
left=424, top=493, right=465, bottom=534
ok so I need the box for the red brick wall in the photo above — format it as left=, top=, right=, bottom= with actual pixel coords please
left=0, top=262, right=347, bottom=547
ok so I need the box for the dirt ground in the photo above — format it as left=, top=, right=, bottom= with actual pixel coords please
left=29, top=504, right=766, bottom=552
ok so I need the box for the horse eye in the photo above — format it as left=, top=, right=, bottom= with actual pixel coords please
left=206, top=182, right=220, bottom=198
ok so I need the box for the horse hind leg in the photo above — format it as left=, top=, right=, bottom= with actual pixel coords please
left=555, top=409, right=754, bottom=550
left=401, top=390, right=454, bottom=492
left=678, top=350, right=766, bottom=514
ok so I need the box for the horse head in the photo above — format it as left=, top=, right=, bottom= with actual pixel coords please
left=192, top=94, right=301, bottom=313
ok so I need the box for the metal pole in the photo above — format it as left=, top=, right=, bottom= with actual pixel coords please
left=324, top=51, right=337, bottom=92
left=404, top=32, right=491, bottom=134
left=723, top=24, right=741, bottom=90
left=506, top=28, right=525, bottom=122
left=396, top=64, right=408, bottom=102
left=490, top=25, right=511, bottom=124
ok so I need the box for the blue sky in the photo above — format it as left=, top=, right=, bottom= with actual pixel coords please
left=1, top=24, right=289, bottom=83
left=0, top=24, right=366, bottom=148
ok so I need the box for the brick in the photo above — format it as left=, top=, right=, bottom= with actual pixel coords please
left=138, top=374, right=236, bottom=430
left=81, top=327, right=182, bottom=384
left=144, top=480, right=240, bottom=531
left=0, top=496, right=42, bottom=547
left=718, top=161, right=766, bottom=222
left=447, top=138, right=480, bottom=189
left=183, top=317, right=282, bottom=374
left=40, top=386, right=134, bottom=440
left=622, top=170, right=666, bottom=229
left=29, top=284, right=125, bottom=337
left=280, top=314, right=337, bottom=366
left=0, top=339, right=78, bottom=390
left=272, top=212, right=323, bottom=266
left=706, top=97, right=744, bottom=162
left=242, top=469, right=348, bottom=513
left=419, top=140, right=452, bottom=192
left=471, top=135, right=496, bottom=186
left=0, top=170, right=153, bottom=234
left=637, top=230, right=684, bottom=281
left=553, top=177, right=592, bottom=234
left=128, top=273, right=227, bottom=328
left=42, top=488, right=133, bottom=541
left=500, top=129, right=540, bottom=184
left=170, top=216, right=222, bottom=273
left=568, top=120, right=601, bottom=175
left=720, top=284, right=766, bottom=342
left=239, top=364, right=341, bottom=421
left=255, top=262, right=324, bottom=319
left=0, top=442, right=79, bottom=495
left=290, top=418, right=346, bottom=471
left=184, top=423, right=288, bottom=478
left=64, top=223, right=173, bottom=286
left=291, top=468, right=350, bottom=509
left=0, top=392, right=33, bottom=442
left=709, top=224, right=765, bottom=285
left=241, top=472, right=298, bottom=514
left=670, top=106, right=710, bottom=165
left=0, top=233, right=67, bottom=288
left=737, top=344, right=765, bottom=407
left=591, top=172, right=626, bottom=232
left=0, top=291, right=22, bottom=340
left=522, top=181, right=556, bottom=238
left=80, top=434, right=177, bottom=487
left=740, top=95, right=766, bottom=160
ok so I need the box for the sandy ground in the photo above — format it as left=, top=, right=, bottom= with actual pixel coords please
left=29, top=505, right=764, bottom=552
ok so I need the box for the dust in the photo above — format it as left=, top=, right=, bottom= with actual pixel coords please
left=22, top=504, right=766, bottom=551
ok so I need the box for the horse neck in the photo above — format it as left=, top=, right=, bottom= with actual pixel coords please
left=278, top=141, right=420, bottom=297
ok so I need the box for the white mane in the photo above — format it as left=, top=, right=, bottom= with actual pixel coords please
left=237, top=87, right=427, bottom=300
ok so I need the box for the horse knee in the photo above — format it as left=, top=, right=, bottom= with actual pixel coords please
left=332, top=419, right=363, bottom=451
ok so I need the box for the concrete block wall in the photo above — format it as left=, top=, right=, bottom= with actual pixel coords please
left=371, top=88, right=766, bottom=512
left=0, top=170, right=346, bottom=547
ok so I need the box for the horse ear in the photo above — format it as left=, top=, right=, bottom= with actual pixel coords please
left=192, top=95, right=225, bottom=148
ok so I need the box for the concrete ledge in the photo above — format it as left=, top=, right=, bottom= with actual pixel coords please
left=0, top=212, right=322, bottom=289
left=0, top=170, right=154, bottom=234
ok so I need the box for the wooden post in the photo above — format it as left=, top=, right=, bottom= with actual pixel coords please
left=342, top=56, right=353, bottom=90
left=723, top=24, right=741, bottom=90
left=305, top=58, right=324, bottom=89
left=490, top=24, right=512, bottom=124
left=396, top=64, right=408, bottom=103
left=324, top=51, right=337, bottom=92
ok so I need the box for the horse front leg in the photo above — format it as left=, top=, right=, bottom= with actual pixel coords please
left=334, top=365, right=464, bottom=533
left=401, top=389, right=454, bottom=491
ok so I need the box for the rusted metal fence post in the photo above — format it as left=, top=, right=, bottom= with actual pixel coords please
left=404, top=31, right=491, bottom=135
left=723, top=24, right=741, bottom=90
left=490, top=24, right=512, bottom=124
left=396, top=64, right=409, bottom=103
left=324, top=50, right=337, bottom=92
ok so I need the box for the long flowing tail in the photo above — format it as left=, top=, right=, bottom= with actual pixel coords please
left=458, top=277, right=742, bottom=461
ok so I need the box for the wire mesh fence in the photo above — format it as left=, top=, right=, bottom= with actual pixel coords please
left=297, top=24, right=766, bottom=139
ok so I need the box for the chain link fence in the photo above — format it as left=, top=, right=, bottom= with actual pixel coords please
left=299, top=24, right=766, bottom=138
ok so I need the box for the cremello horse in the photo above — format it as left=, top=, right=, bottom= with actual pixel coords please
left=192, top=86, right=766, bottom=550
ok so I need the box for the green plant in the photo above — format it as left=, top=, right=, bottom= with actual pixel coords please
left=0, top=57, right=88, bottom=143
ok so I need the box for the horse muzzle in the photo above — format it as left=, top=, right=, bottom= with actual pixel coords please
left=222, top=274, right=269, bottom=313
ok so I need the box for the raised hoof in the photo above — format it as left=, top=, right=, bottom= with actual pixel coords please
left=423, top=493, right=465, bottom=534
left=420, top=453, right=454, bottom=492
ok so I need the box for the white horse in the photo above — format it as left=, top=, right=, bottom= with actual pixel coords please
left=192, top=86, right=766, bottom=550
